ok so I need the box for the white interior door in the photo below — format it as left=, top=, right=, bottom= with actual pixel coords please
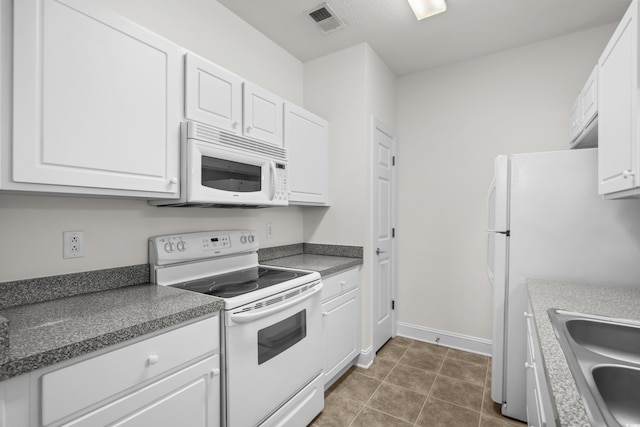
left=372, top=118, right=396, bottom=353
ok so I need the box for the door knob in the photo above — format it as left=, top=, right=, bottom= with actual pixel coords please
left=376, top=248, right=386, bottom=255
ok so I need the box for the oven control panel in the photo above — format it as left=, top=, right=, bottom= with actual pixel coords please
left=201, top=234, right=231, bottom=251
left=149, top=229, right=258, bottom=266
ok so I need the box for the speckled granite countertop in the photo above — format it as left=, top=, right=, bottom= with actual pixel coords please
left=0, top=244, right=359, bottom=381
left=259, top=243, right=363, bottom=277
left=0, top=267, right=223, bottom=381
left=262, top=254, right=362, bottom=277
left=527, top=279, right=640, bottom=427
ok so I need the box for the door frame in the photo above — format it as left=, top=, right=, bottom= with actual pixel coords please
left=369, top=116, right=398, bottom=354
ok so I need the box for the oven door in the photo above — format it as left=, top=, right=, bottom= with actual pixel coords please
left=224, top=282, right=323, bottom=427
left=186, top=139, right=287, bottom=206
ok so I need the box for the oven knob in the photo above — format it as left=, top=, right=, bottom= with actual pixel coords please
left=240, top=236, right=247, bottom=244
left=248, top=235, right=255, bottom=243
left=164, top=242, right=175, bottom=253
left=176, top=241, right=187, bottom=252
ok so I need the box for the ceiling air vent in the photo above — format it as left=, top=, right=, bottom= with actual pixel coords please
left=306, top=3, right=344, bottom=34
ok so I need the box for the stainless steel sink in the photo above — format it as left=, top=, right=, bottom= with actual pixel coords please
left=548, top=309, right=640, bottom=427
left=565, top=318, right=640, bottom=363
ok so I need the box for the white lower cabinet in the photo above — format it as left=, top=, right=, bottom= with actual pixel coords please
left=0, top=374, right=30, bottom=427
left=524, top=305, right=556, bottom=427
left=0, top=316, right=220, bottom=427
left=321, top=267, right=361, bottom=388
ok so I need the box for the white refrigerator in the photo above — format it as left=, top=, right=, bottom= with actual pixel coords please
left=486, top=148, right=640, bottom=422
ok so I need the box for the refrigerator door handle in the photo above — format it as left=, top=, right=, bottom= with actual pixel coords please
left=487, top=177, right=497, bottom=231
left=486, top=232, right=495, bottom=287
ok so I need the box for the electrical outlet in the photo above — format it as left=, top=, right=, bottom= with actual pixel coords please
left=266, top=223, right=274, bottom=239
left=63, top=231, right=85, bottom=258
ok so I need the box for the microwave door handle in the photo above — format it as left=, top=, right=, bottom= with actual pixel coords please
left=269, top=161, right=277, bottom=201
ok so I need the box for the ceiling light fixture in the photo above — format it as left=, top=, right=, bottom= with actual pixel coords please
left=407, top=0, right=447, bottom=20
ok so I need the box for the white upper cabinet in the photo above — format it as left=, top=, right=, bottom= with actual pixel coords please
left=568, top=97, right=582, bottom=143
left=185, top=52, right=243, bottom=135
left=597, top=0, right=639, bottom=197
left=580, top=67, right=598, bottom=128
left=184, top=53, right=284, bottom=147
left=10, top=0, right=182, bottom=198
left=569, top=66, right=598, bottom=149
left=243, top=82, right=284, bottom=147
left=284, top=103, right=329, bottom=206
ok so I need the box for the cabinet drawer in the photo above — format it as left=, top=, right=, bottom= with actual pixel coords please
left=41, top=316, right=218, bottom=426
left=321, top=267, right=361, bottom=302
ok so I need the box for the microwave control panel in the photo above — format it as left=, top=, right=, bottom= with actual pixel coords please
left=274, top=163, right=288, bottom=204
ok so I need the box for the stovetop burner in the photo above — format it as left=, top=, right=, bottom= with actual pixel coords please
left=172, top=266, right=310, bottom=298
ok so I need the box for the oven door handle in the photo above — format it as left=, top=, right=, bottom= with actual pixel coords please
left=230, top=284, right=322, bottom=323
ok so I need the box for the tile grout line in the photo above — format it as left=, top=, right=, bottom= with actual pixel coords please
left=409, top=342, right=448, bottom=426
left=478, top=357, right=491, bottom=427
left=346, top=342, right=407, bottom=426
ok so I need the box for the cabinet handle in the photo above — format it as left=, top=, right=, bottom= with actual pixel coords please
left=322, top=311, right=328, bottom=317
left=147, top=354, right=160, bottom=366
left=525, top=362, right=534, bottom=369
left=622, top=170, right=635, bottom=179
left=340, top=281, right=346, bottom=287
left=524, top=312, right=533, bottom=318
left=169, top=177, right=178, bottom=185
left=246, top=126, right=252, bottom=133
left=232, top=121, right=240, bottom=129
left=211, top=368, right=220, bottom=377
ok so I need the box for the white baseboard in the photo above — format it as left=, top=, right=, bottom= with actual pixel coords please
left=397, top=322, right=492, bottom=356
left=356, top=346, right=374, bottom=368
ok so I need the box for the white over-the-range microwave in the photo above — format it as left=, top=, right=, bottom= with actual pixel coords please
left=151, top=121, right=289, bottom=208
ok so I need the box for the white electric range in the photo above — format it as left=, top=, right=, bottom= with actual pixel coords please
left=149, top=230, right=324, bottom=427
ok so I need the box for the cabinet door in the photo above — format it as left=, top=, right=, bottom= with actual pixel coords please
left=0, top=374, right=30, bottom=427
left=568, top=96, right=582, bottom=143
left=322, top=288, right=359, bottom=385
left=598, top=2, right=638, bottom=195
left=61, top=355, right=220, bottom=427
left=243, top=82, right=284, bottom=147
left=525, top=313, right=541, bottom=427
left=580, top=66, right=598, bottom=128
left=12, top=0, right=181, bottom=197
left=284, top=103, right=329, bottom=205
left=185, top=52, right=242, bottom=134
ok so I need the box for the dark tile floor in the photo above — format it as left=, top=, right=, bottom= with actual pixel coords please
left=310, top=336, right=527, bottom=427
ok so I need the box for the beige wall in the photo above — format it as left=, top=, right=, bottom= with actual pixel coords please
left=95, top=0, right=303, bottom=104
left=395, top=25, right=616, bottom=340
left=303, top=43, right=396, bottom=353
left=0, top=0, right=305, bottom=282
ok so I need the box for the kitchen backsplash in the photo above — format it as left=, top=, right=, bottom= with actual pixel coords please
left=258, top=243, right=363, bottom=262
left=0, top=264, right=149, bottom=310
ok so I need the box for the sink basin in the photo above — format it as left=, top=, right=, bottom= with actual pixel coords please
left=566, top=318, right=640, bottom=363
left=548, top=309, right=640, bottom=427
left=592, top=365, right=640, bottom=426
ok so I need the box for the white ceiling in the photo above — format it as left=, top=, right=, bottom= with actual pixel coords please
left=217, top=0, right=632, bottom=76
